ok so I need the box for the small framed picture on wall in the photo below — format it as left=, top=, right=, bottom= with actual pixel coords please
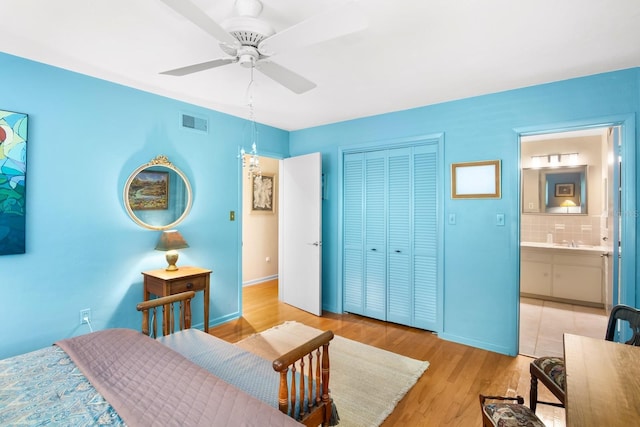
left=555, top=183, right=575, bottom=197
left=451, top=160, right=501, bottom=199
left=252, top=174, right=275, bottom=212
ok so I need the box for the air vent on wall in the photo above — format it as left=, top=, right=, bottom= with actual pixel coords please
left=181, top=113, right=208, bottom=133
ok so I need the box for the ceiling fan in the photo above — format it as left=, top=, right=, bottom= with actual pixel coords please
left=160, top=0, right=367, bottom=94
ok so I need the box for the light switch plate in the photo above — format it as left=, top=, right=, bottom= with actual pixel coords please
left=496, top=213, right=505, bottom=226
left=448, top=213, right=456, bottom=225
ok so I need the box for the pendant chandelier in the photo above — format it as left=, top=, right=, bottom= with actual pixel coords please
left=240, top=66, right=261, bottom=178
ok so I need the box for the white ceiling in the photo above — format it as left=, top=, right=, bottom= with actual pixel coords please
left=2, top=0, right=640, bottom=131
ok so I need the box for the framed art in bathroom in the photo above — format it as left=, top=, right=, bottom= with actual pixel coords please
left=451, top=159, right=501, bottom=199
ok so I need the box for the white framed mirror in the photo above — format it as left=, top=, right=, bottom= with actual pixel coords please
left=123, top=155, right=192, bottom=230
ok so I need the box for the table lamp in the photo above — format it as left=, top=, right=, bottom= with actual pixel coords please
left=561, top=199, right=576, bottom=213
left=155, top=230, right=189, bottom=271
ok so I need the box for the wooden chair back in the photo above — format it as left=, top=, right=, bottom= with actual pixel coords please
left=605, top=304, right=640, bottom=345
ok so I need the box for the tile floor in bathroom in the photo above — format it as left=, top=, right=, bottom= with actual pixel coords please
left=519, top=297, right=608, bottom=358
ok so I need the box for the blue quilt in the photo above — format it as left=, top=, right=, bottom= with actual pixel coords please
left=0, top=345, right=124, bottom=426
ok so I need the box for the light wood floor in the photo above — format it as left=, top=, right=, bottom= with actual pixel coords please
left=209, top=281, right=566, bottom=426
left=520, top=297, right=607, bottom=358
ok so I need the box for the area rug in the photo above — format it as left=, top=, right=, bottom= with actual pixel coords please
left=235, top=321, right=429, bottom=427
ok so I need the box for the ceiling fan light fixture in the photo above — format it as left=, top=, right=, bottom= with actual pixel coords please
left=237, top=47, right=259, bottom=68
left=223, top=16, right=274, bottom=47
left=235, top=0, right=263, bottom=17
left=160, top=0, right=365, bottom=93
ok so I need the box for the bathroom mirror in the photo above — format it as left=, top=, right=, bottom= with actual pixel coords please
left=123, top=155, right=192, bottom=230
left=522, top=165, right=587, bottom=214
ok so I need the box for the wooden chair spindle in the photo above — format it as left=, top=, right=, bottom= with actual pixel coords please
left=278, top=369, right=290, bottom=415
left=290, top=363, right=297, bottom=418
left=299, top=358, right=306, bottom=419
left=151, top=307, right=158, bottom=338
left=307, top=353, right=314, bottom=412
left=315, top=347, right=322, bottom=406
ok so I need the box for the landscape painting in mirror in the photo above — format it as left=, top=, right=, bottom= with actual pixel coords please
left=128, top=170, right=169, bottom=210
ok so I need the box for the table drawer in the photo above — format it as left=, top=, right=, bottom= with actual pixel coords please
left=167, top=275, right=207, bottom=293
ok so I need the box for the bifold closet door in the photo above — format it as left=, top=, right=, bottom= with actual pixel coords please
left=342, top=150, right=388, bottom=321
left=412, top=144, right=438, bottom=330
left=363, top=151, right=387, bottom=320
left=386, top=147, right=412, bottom=325
left=386, top=145, right=438, bottom=329
left=343, top=153, right=365, bottom=315
left=342, top=143, right=438, bottom=329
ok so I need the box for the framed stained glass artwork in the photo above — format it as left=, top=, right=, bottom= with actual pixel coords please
left=0, top=109, right=28, bottom=255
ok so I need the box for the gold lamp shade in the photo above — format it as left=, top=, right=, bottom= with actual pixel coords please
left=561, top=199, right=577, bottom=212
left=155, top=230, right=189, bottom=271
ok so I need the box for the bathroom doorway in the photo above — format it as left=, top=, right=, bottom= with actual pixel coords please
left=518, top=125, right=621, bottom=357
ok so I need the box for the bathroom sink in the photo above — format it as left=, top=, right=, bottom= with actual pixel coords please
left=553, top=243, right=593, bottom=249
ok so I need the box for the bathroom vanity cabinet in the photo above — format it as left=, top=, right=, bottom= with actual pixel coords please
left=521, top=245, right=605, bottom=306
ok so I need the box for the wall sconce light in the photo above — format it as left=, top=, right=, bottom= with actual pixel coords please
left=530, top=152, right=579, bottom=167
left=567, top=153, right=579, bottom=165
left=155, top=230, right=189, bottom=271
left=531, top=156, right=541, bottom=168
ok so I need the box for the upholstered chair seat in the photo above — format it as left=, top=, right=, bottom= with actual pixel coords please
left=529, top=356, right=566, bottom=411
left=480, top=395, right=545, bottom=427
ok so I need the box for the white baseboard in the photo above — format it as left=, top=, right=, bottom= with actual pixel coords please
left=242, top=275, right=278, bottom=287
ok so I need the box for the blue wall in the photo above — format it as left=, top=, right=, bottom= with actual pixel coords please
left=2, top=49, right=638, bottom=359
left=290, top=68, right=640, bottom=355
left=0, top=52, right=289, bottom=359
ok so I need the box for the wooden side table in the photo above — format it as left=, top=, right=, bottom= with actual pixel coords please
left=142, top=266, right=212, bottom=334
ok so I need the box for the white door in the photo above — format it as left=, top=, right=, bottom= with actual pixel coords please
left=279, top=152, right=322, bottom=315
left=606, top=126, right=622, bottom=313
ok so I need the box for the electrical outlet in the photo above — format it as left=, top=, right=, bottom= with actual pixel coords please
left=80, top=309, right=91, bottom=325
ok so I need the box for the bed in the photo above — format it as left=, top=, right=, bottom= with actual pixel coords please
left=0, top=291, right=336, bottom=426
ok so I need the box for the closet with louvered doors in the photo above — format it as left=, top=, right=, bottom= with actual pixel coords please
left=343, top=142, right=438, bottom=330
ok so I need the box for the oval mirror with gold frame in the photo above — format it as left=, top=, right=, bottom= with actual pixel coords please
left=123, top=155, right=193, bottom=230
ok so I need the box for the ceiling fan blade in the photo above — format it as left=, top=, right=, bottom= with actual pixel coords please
left=258, top=1, right=367, bottom=56
left=160, top=58, right=237, bottom=76
left=160, top=0, right=240, bottom=49
left=254, top=61, right=317, bottom=94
